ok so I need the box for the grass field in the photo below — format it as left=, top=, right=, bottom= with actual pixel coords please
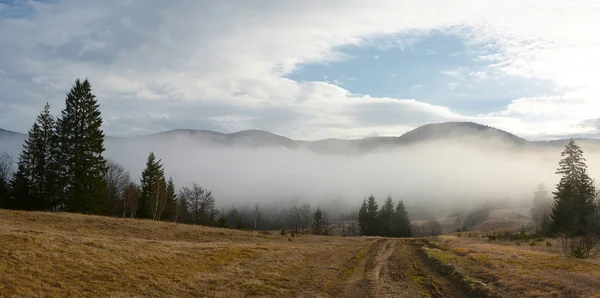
left=2, top=210, right=600, bottom=297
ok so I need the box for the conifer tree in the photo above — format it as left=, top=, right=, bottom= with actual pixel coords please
left=57, top=79, right=108, bottom=214
left=550, top=139, right=596, bottom=236
left=392, top=200, right=412, bottom=237
left=162, top=176, right=177, bottom=220
left=10, top=103, right=60, bottom=210
left=365, top=194, right=379, bottom=236
left=378, top=195, right=395, bottom=236
left=312, top=207, right=324, bottom=235
left=358, top=199, right=368, bottom=235
left=10, top=154, right=35, bottom=210
left=139, top=152, right=164, bottom=219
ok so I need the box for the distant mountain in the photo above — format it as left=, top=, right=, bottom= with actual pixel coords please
left=397, top=122, right=527, bottom=145
left=2, top=122, right=600, bottom=156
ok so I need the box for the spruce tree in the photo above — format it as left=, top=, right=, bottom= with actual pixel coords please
left=31, top=103, right=60, bottom=210
left=10, top=103, right=60, bottom=210
left=366, top=194, right=379, bottom=236
left=10, top=155, right=36, bottom=210
left=392, top=200, right=412, bottom=237
left=312, top=207, right=324, bottom=235
left=358, top=199, right=368, bottom=235
left=378, top=195, right=395, bottom=237
left=162, top=176, right=177, bottom=220
left=550, top=139, right=596, bottom=236
left=57, top=79, right=108, bottom=214
left=139, top=152, right=164, bottom=219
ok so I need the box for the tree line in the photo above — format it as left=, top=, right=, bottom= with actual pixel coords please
left=0, top=78, right=225, bottom=227
left=357, top=195, right=412, bottom=237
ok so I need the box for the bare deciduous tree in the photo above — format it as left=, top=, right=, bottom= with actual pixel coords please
left=123, top=182, right=141, bottom=218
left=0, top=152, right=15, bottom=182
left=106, top=160, right=130, bottom=216
left=0, top=152, right=14, bottom=208
left=179, top=183, right=216, bottom=226
left=321, top=209, right=332, bottom=235
left=253, top=204, right=260, bottom=231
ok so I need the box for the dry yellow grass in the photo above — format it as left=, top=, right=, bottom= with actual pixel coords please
left=0, top=210, right=369, bottom=297
left=3, top=210, right=600, bottom=297
left=428, top=235, right=600, bottom=297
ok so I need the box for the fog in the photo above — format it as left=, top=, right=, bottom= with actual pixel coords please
left=103, top=135, right=599, bottom=218
left=4, top=132, right=600, bottom=219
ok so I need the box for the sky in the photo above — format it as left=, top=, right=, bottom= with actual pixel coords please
left=1, top=0, right=600, bottom=141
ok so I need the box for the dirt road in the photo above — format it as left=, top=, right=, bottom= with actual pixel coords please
left=338, top=238, right=470, bottom=298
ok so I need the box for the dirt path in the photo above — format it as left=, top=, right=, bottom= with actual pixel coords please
left=337, top=238, right=470, bottom=298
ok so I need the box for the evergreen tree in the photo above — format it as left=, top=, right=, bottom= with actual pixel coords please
left=377, top=195, right=395, bottom=236
left=10, top=157, right=35, bottom=210
left=365, top=194, right=379, bottom=236
left=550, top=140, right=596, bottom=236
left=10, top=104, right=60, bottom=210
left=162, top=176, right=177, bottom=220
left=57, top=79, right=108, bottom=214
left=312, top=207, right=324, bottom=235
left=139, top=152, right=164, bottom=219
left=531, top=183, right=552, bottom=231
left=358, top=199, right=368, bottom=235
left=392, top=200, right=412, bottom=237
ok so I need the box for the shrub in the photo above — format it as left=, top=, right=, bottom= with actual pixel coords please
left=515, top=241, right=520, bottom=246
left=545, top=240, right=553, bottom=247
left=528, top=241, right=536, bottom=246
left=457, top=233, right=462, bottom=237
left=280, top=229, right=286, bottom=236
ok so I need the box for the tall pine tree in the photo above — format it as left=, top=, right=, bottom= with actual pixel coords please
left=10, top=103, right=60, bottom=210
left=392, top=200, right=412, bottom=237
left=358, top=199, right=368, bottom=235
left=57, top=79, right=108, bottom=214
left=365, top=194, right=379, bottom=236
left=139, top=152, right=164, bottom=219
left=550, top=139, right=596, bottom=236
left=378, top=195, right=395, bottom=237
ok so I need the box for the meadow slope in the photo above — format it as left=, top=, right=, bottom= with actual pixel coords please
left=1, top=210, right=600, bottom=297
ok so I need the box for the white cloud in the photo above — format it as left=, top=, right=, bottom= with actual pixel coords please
left=440, top=70, right=462, bottom=78
left=410, top=84, right=423, bottom=90
left=372, top=55, right=380, bottom=60
left=447, top=82, right=460, bottom=90
left=0, top=0, right=599, bottom=139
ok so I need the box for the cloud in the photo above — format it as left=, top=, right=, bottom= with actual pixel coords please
left=447, top=82, right=460, bottom=90
left=0, top=0, right=599, bottom=140
left=440, top=70, right=463, bottom=78
left=410, top=84, right=423, bottom=90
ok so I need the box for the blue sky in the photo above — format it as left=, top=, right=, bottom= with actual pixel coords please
left=0, top=1, right=599, bottom=140
left=287, top=31, right=555, bottom=116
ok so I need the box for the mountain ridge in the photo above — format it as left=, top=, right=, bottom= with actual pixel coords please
left=2, top=122, right=600, bottom=154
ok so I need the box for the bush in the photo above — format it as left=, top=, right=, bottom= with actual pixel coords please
left=545, top=240, right=553, bottom=247
left=529, top=241, right=536, bottom=246
left=280, top=229, right=286, bottom=236
left=457, top=232, right=462, bottom=237
left=515, top=241, right=521, bottom=246
left=290, top=231, right=296, bottom=238
left=558, top=234, right=599, bottom=259
left=468, top=233, right=472, bottom=238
